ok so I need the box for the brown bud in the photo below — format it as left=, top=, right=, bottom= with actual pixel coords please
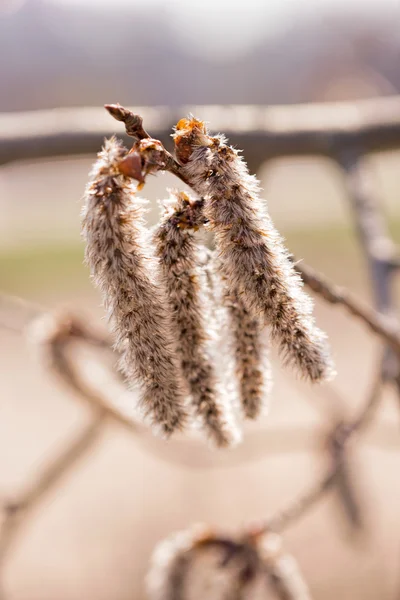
left=117, top=151, right=144, bottom=183
left=173, top=117, right=209, bottom=164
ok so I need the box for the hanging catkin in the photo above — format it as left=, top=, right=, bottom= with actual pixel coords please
left=173, top=119, right=335, bottom=382
left=202, top=249, right=272, bottom=420
left=81, top=137, right=188, bottom=436
left=154, top=190, right=240, bottom=447
left=225, top=287, right=272, bottom=419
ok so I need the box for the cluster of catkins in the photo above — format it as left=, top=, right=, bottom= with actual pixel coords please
left=81, top=117, right=335, bottom=448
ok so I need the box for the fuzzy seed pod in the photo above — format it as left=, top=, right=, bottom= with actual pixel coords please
left=154, top=191, right=240, bottom=447
left=81, top=137, right=188, bottom=436
left=172, top=119, right=335, bottom=383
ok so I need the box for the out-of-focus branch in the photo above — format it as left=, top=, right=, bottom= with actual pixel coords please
left=336, top=149, right=397, bottom=313
left=336, top=149, right=400, bottom=381
left=29, top=311, right=140, bottom=433
left=261, top=369, right=384, bottom=534
left=3, top=96, right=400, bottom=166
left=0, top=293, right=112, bottom=347
left=0, top=408, right=106, bottom=566
left=295, top=262, right=400, bottom=356
left=0, top=307, right=142, bottom=571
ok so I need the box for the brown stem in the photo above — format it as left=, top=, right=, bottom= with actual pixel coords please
left=104, top=104, right=151, bottom=140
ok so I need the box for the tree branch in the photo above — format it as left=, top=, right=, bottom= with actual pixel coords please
left=0, top=408, right=106, bottom=566
left=28, top=311, right=141, bottom=433
left=3, top=96, right=400, bottom=166
left=295, top=261, right=400, bottom=356
left=335, top=149, right=400, bottom=383
left=260, top=368, right=384, bottom=534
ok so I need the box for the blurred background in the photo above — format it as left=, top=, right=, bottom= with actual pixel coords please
left=1, top=0, right=400, bottom=598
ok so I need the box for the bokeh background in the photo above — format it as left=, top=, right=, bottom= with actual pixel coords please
left=1, top=0, right=400, bottom=598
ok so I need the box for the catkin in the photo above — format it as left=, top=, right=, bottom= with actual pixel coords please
left=173, top=119, right=335, bottom=383
left=260, top=533, right=313, bottom=600
left=154, top=191, right=239, bottom=447
left=225, top=288, right=272, bottom=419
left=202, top=250, right=272, bottom=420
left=147, top=527, right=290, bottom=600
left=81, top=137, right=188, bottom=436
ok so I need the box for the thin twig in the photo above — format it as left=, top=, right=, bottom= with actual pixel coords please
left=295, top=261, right=400, bottom=356
left=104, top=104, right=189, bottom=185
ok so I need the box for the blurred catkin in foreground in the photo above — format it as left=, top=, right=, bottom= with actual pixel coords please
left=147, top=525, right=312, bottom=600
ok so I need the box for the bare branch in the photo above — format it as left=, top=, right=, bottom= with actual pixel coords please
left=335, top=149, right=400, bottom=387
left=260, top=368, right=384, bottom=534
left=295, top=261, right=400, bottom=356
left=104, top=104, right=151, bottom=140
left=3, top=96, right=400, bottom=165
left=105, top=104, right=189, bottom=185
left=29, top=311, right=141, bottom=433
left=336, top=149, right=397, bottom=312
left=0, top=409, right=106, bottom=566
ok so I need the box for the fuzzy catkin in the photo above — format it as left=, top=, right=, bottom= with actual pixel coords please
left=173, top=119, right=335, bottom=383
left=225, top=288, right=272, bottom=419
left=260, top=534, right=312, bottom=600
left=202, top=250, right=272, bottom=420
left=147, top=527, right=284, bottom=600
left=154, top=191, right=240, bottom=447
left=81, top=137, right=188, bottom=436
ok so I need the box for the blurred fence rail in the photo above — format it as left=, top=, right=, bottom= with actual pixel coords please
left=2, top=96, right=400, bottom=172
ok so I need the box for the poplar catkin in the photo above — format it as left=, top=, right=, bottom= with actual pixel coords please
left=173, top=119, right=335, bottom=383
left=203, top=250, right=272, bottom=420
left=225, top=288, right=272, bottom=419
left=81, top=137, right=188, bottom=436
left=154, top=190, right=240, bottom=447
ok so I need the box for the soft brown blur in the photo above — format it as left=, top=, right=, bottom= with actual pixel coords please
left=1, top=1, right=400, bottom=599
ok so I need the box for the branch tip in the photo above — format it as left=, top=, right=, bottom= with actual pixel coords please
left=104, top=103, right=150, bottom=140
